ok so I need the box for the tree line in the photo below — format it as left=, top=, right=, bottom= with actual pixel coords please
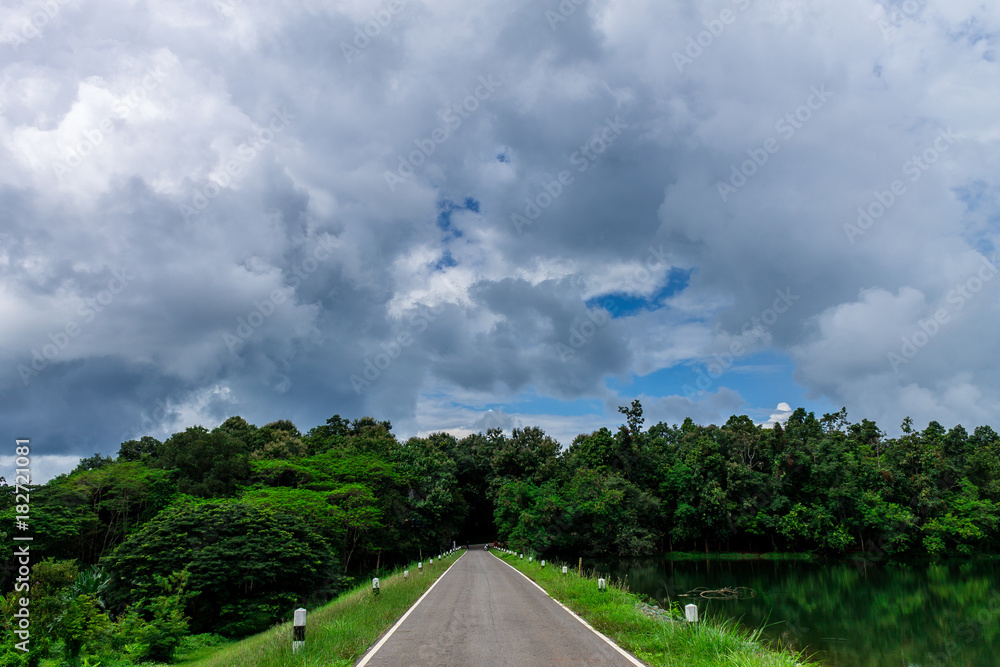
left=1, top=404, right=998, bottom=664
left=511, top=403, right=998, bottom=559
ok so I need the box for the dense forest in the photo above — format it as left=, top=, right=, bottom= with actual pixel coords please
left=2, top=404, right=998, bottom=664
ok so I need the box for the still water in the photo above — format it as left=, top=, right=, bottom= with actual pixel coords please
left=583, top=556, right=999, bottom=666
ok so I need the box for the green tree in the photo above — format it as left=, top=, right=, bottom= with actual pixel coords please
left=71, top=453, right=113, bottom=475
left=0, top=559, right=78, bottom=666
left=18, top=461, right=175, bottom=563
left=154, top=426, right=250, bottom=498
left=117, top=435, right=161, bottom=463
left=104, top=498, right=340, bottom=636
left=489, top=426, right=561, bottom=487
left=110, top=570, right=193, bottom=662
left=393, top=434, right=468, bottom=555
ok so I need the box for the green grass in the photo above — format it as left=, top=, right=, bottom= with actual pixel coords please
left=171, top=550, right=464, bottom=667
left=493, top=551, right=819, bottom=667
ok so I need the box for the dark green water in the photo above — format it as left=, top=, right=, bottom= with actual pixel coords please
left=583, top=556, right=1000, bottom=666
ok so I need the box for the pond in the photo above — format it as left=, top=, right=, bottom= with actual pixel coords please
left=582, top=555, right=1000, bottom=666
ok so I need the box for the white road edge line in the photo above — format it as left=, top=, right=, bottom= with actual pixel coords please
left=356, top=551, right=466, bottom=667
left=490, top=552, right=647, bottom=667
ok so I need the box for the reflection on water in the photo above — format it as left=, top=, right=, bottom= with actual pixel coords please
left=583, top=556, right=1000, bottom=666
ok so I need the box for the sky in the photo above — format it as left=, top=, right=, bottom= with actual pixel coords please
left=1, top=0, right=998, bottom=482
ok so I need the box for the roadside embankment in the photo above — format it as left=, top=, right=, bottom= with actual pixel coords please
left=492, top=550, right=818, bottom=667
left=175, top=549, right=464, bottom=667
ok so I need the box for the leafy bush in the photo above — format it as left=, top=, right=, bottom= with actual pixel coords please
left=107, top=570, right=192, bottom=662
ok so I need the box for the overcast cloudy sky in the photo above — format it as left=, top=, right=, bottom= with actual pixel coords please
left=2, top=0, right=998, bottom=481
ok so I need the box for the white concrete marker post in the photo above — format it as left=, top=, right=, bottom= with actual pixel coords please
left=293, top=607, right=306, bottom=653
left=562, top=566, right=568, bottom=574
left=598, top=578, right=606, bottom=591
left=685, top=604, right=699, bottom=623
left=372, top=577, right=380, bottom=596
left=404, top=570, right=409, bottom=579
left=541, top=560, right=545, bottom=567
left=418, top=561, right=423, bottom=573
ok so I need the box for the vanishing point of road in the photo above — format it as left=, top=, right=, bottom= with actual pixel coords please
left=356, top=547, right=645, bottom=666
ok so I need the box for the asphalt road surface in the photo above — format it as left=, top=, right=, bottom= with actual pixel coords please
left=357, top=548, right=644, bottom=666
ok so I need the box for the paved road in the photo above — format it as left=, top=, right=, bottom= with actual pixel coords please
left=357, top=548, right=643, bottom=666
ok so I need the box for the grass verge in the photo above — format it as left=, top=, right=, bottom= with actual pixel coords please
left=173, top=549, right=464, bottom=667
left=492, top=551, right=819, bottom=667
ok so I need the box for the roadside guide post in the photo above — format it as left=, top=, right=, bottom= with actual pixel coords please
left=293, top=608, right=306, bottom=653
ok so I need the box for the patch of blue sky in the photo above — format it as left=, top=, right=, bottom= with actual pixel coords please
left=948, top=18, right=996, bottom=59
left=605, top=350, right=834, bottom=422
left=436, top=197, right=480, bottom=238
left=953, top=181, right=999, bottom=259
left=434, top=250, right=458, bottom=271
left=954, top=180, right=992, bottom=211
left=585, top=267, right=692, bottom=319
